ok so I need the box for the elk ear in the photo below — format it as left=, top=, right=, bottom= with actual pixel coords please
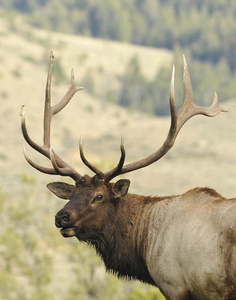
left=47, top=182, right=75, bottom=199
left=112, top=179, right=130, bottom=198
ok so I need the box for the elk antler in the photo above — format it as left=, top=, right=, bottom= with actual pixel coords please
left=79, top=135, right=126, bottom=182
left=21, top=52, right=83, bottom=181
left=102, top=55, right=227, bottom=179
left=22, top=54, right=226, bottom=184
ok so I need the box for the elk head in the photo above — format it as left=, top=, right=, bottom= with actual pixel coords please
left=21, top=52, right=226, bottom=243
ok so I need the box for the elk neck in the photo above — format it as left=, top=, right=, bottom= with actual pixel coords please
left=87, top=192, right=165, bottom=286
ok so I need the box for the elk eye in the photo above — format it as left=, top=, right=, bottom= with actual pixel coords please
left=92, top=194, right=103, bottom=204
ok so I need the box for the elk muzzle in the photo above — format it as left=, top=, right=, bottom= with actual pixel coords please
left=55, top=209, right=77, bottom=238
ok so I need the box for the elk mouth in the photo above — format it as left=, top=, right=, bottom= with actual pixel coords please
left=60, top=227, right=77, bottom=238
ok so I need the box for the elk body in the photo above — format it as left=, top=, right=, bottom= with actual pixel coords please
left=21, top=53, right=236, bottom=300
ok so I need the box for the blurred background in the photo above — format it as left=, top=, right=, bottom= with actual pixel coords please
left=0, top=1, right=236, bottom=299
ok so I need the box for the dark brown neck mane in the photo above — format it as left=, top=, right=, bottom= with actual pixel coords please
left=77, top=193, right=158, bottom=286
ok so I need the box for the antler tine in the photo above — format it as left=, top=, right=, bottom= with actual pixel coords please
left=21, top=105, right=48, bottom=156
left=104, top=134, right=126, bottom=182
left=23, top=145, right=57, bottom=175
left=49, top=147, right=81, bottom=181
left=79, top=137, right=105, bottom=178
left=106, top=56, right=226, bottom=178
left=176, top=55, right=227, bottom=134
left=43, top=51, right=54, bottom=147
left=168, top=64, right=178, bottom=141
left=21, top=52, right=82, bottom=181
left=52, top=68, right=83, bottom=116
left=44, top=52, right=83, bottom=147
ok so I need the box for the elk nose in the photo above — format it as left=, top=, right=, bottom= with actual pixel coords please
left=55, top=212, right=70, bottom=228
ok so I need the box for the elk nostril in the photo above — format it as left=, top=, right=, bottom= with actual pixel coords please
left=61, top=213, right=69, bottom=223
left=55, top=212, right=70, bottom=228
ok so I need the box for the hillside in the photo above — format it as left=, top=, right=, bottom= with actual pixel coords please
left=0, top=15, right=172, bottom=186
left=2, top=0, right=236, bottom=109
left=2, top=1, right=236, bottom=71
left=1, top=15, right=236, bottom=300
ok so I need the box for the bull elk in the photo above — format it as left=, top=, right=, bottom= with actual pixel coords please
left=21, top=52, right=236, bottom=300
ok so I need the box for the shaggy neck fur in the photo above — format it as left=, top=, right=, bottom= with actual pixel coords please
left=77, top=193, right=158, bottom=286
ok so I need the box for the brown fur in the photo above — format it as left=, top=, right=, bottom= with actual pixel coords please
left=49, top=177, right=236, bottom=299
left=52, top=177, right=177, bottom=285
